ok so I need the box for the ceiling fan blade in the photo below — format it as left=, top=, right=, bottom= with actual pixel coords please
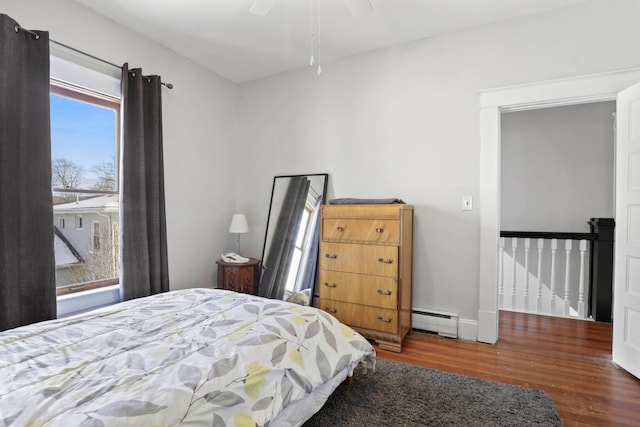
left=344, top=0, right=373, bottom=18
left=249, top=0, right=278, bottom=16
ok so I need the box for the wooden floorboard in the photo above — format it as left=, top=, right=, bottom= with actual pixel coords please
left=375, top=311, right=640, bottom=427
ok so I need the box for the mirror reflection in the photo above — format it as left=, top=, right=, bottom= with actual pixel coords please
left=259, top=174, right=328, bottom=305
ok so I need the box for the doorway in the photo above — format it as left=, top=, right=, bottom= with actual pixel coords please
left=477, top=68, right=640, bottom=344
left=499, top=102, right=615, bottom=318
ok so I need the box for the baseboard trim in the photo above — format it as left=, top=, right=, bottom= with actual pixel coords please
left=477, top=309, right=498, bottom=344
left=458, top=318, right=478, bottom=341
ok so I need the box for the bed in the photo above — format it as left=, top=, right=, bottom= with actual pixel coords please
left=0, top=288, right=376, bottom=426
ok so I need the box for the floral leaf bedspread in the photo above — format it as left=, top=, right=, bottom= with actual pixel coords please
left=0, top=288, right=376, bottom=426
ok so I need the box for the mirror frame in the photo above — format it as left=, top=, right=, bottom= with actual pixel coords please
left=260, top=173, right=329, bottom=303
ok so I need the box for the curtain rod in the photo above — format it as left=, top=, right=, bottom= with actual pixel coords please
left=14, top=24, right=174, bottom=89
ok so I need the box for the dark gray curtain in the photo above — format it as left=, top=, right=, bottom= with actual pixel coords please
left=120, top=64, right=169, bottom=300
left=260, top=177, right=310, bottom=300
left=0, top=15, right=56, bottom=331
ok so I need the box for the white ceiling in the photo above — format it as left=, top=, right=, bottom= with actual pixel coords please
left=73, top=0, right=591, bottom=83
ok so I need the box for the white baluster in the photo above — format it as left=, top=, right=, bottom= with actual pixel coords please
left=523, top=238, right=531, bottom=312
left=578, top=239, right=587, bottom=318
left=498, top=237, right=505, bottom=309
left=536, top=239, right=544, bottom=313
left=563, top=240, right=572, bottom=317
left=550, top=239, right=557, bottom=314
left=511, top=238, right=518, bottom=310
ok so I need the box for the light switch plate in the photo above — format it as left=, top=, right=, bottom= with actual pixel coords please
left=462, top=196, right=473, bottom=211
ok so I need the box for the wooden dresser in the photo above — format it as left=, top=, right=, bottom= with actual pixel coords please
left=319, top=204, right=413, bottom=352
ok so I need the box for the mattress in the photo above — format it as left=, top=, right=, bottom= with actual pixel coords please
left=0, top=288, right=375, bottom=426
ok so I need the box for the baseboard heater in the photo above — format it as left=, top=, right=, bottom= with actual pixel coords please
left=411, top=308, right=458, bottom=338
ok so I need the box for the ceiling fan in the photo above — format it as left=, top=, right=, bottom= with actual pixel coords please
left=249, top=0, right=373, bottom=18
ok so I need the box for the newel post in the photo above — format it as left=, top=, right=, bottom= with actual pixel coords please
left=588, top=218, right=615, bottom=322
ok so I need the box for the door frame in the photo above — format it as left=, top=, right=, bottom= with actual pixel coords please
left=477, top=67, right=640, bottom=344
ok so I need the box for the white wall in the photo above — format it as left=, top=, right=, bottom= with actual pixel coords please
left=501, top=102, right=616, bottom=233
left=235, top=0, right=640, bottom=326
left=1, top=0, right=238, bottom=290
left=4, top=0, right=640, bottom=334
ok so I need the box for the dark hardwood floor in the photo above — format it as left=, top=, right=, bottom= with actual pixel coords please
left=375, top=311, right=640, bottom=427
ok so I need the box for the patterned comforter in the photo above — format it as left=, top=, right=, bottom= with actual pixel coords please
left=0, top=288, right=375, bottom=426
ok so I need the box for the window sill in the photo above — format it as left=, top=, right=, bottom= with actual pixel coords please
left=57, top=284, right=121, bottom=318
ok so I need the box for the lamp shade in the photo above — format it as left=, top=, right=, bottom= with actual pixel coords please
left=229, top=214, right=249, bottom=234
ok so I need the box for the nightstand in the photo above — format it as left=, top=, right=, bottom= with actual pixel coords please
left=216, top=258, right=261, bottom=295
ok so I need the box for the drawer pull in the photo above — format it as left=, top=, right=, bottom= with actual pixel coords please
left=325, top=253, right=338, bottom=259
left=325, top=307, right=338, bottom=314
left=377, top=316, right=393, bottom=323
left=324, top=282, right=337, bottom=288
left=377, top=289, right=392, bottom=296
left=377, top=258, right=394, bottom=264
left=375, top=227, right=384, bottom=233
left=337, top=226, right=345, bottom=232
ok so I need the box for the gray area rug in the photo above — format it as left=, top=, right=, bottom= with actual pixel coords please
left=304, top=359, right=563, bottom=427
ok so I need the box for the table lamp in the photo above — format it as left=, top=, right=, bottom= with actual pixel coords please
left=229, top=213, right=249, bottom=255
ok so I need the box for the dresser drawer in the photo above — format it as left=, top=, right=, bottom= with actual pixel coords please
left=320, top=242, right=398, bottom=277
left=320, top=299, right=398, bottom=334
left=322, top=218, right=399, bottom=244
left=319, top=270, right=397, bottom=309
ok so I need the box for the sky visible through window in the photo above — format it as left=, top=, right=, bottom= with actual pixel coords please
left=50, top=93, right=116, bottom=190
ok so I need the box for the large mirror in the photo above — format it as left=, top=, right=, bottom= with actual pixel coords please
left=259, top=174, right=328, bottom=305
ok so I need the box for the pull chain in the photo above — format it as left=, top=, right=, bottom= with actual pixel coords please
left=310, top=0, right=322, bottom=76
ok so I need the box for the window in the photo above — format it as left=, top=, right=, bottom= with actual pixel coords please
left=285, top=204, right=312, bottom=294
left=51, top=79, right=121, bottom=296
left=91, top=221, right=101, bottom=251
